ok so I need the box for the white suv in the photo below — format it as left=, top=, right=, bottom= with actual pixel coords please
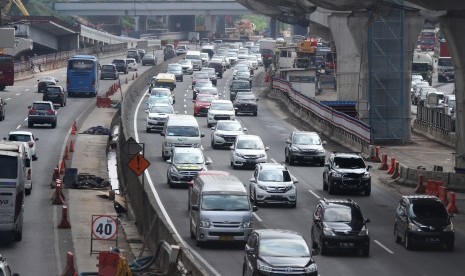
left=230, top=135, right=268, bottom=169
left=145, top=103, right=175, bottom=132
left=211, top=120, right=247, bottom=149
left=176, top=45, right=188, bottom=55
left=6, top=130, right=39, bottom=160
left=207, top=99, right=235, bottom=127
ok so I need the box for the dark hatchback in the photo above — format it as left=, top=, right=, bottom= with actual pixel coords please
left=208, top=61, right=224, bottom=79
left=111, top=59, right=128, bottom=74
left=229, top=80, right=251, bottom=101
left=311, top=199, right=371, bottom=256
left=233, top=92, right=258, bottom=116
left=394, top=195, right=455, bottom=251
left=243, top=229, right=318, bottom=276
left=43, top=85, right=67, bottom=107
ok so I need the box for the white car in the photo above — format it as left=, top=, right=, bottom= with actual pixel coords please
left=206, top=100, right=235, bottom=127
left=211, top=120, right=247, bottom=149
left=176, top=45, right=188, bottom=55
left=246, top=55, right=259, bottom=70
left=126, top=58, right=138, bottom=71
left=230, top=135, right=268, bottom=169
left=6, top=130, right=39, bottom=160
left=149, top=87, right=175, bottom=104
left=179, top=59, right=194, bottom=74
left=200, top=52, right=209, bottom=65
left=146, top=103, right=175, bottom=132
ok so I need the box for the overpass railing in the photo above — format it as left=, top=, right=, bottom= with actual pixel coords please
left=271, top=78, right=372, bottom=144
left=416, top=105, right=455, bottom=132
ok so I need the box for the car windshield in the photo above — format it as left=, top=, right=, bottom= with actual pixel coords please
left=324, top=206, right=363, bottom=223
left=154, top=82, right=173, bottom=89
left=237, top=139, right=263, bottom=149
left=150, top=105, right=173, bottom=113
left=237, top=72, right=250, bottom=78
left=168, top=64, right=181, bottom=70
left=8, top=134, right=31, bottom=142
left=195, top=82, right=213, bottom=89
left=217, top=122, right=241, bottom=131
left=144, top=54, right=154, bottom=59
left=210, top=103, right=233, bottom=111
left=179, top=60, right=191, bottom=65
left=166, top=126, right=199, bottom=137
left=412, top=63, right=430, bottom=71
left=236, top=93, right=255, bottom=100
left=259, top=238, right=310, bottom=257
left=258, top=170, right=291, bottom=182
left=194, top=73, right=209, bottom=79
left=409, top=201, right=449, bottom=219
left=32, top=103, right=51, bottom=110
left=232, top=82, right=250, bottom=90
left=148, top=97, right=171, bottom=105
left=293, top=134, right=321, bottom=145
left=438, top=59, right=453, bottom=67
left=236, top=66, right=249, bottom=72
left=174, top=152, right=204, bottom=164
left=150, top=91, right=170, bottom=97
left=201, top=194, right=250, bottom=211
left=421, top=38, right=435, bottom=45
left=196, top=96, right=215, bottom=102
left=333, top=156, right=365, bottom=169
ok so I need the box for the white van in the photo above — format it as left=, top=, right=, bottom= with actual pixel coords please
left=0, top=141, right=30, bottom=242
left=189, top=174, right=257, bottom=246
left=185, top=50, right=202, bottom=70
left=160, top=115, right=204, bottom=160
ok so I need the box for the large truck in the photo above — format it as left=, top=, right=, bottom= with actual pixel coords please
left=412, top=52, right=433, bottom=85
left=259, top=39, right=276, bottom=68
left=437, top=41, right=454, bottom=83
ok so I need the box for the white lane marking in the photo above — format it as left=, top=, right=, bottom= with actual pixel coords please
left=185, top=89, right=189, bottom=93
left=253, top=213, right=263, bottom=222
left=5, top=98, right=11, bottom=101
left=15, top=93, right=21, bottom=96
left=293, top=126, right=299, bottom=131
left=25, top=88, right=29, bottom=91
left=24, top=118, right=28, bottom=121
left=270, top=158, right=277, bottom=163
left=184, top=98, right=186, bottom=102
left=34, top=84, right=38, bottom=87
left=374, top=240, right=394, bottom=254
left=133, top=91, right=221, bottom=276
left=16, top=125, right=21, bottom=129
left=184, top=104, right=187, bottom=108
left=184, top=93, right=187, bottom=97
left=308, top=189, right=321, bottom=199
left=184, top=110, right=187, bottom=114
left=201, top=145, right=204, bottom=150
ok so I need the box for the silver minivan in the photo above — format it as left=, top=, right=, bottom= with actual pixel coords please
left=189, top=174, right=257, bottom=246
left=160, top=115, right=204, bottom=160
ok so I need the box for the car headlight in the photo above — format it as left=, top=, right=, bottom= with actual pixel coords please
left=258, top=154, right=266, bottom=158
left=444, top=223, right=454, bottom=232
left=359, top=226, right=369, bottom=236
left=291, top=146, right=301, bottom=152
left=317, top=148, right=325, bottom=153
left=305, top=263, right=318, bottom=273
left=192, top=143, right=201, bottom=148
left=242, top=221, right=252, bottom=228
left=284, top=185, right=294, bottom=191
left=323, top=226, right=335, bottom=236
left=214, top=133, right=223, bottom=138
left=165, top=142, right=174, bottom=147
left=235, top=152, right=244, bottom=158
left=257, top=184, right=268, bottom=190
left=409, top=222, right=421, bottom=231
left=199, top=220, right=210, bottom=228
left=169, top=166, right=178, bottom=174
left=362, top=172, right=371, bottom=179
left=332, top=172, right=342, bottom=178
left=257, top=260, right=273, bottom=273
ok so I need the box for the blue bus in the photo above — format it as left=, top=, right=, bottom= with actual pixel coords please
left=67, top=55, right=99, bottom=97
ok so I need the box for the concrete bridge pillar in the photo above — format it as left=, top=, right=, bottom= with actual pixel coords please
left=328, top=12, right=368, bottom=102
left=134, top=16, right=147, bottom=32
left=440, top=13, right=465, bottom=172
left=204, top=15, right=217, bottom=35
left=269, top=18, right=277, bottom=38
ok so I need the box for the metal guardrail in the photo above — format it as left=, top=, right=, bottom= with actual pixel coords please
left=416, top=105, right=455, bottom=132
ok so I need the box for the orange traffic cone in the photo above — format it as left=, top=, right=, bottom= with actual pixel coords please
left=58, top=205, right=71, bottom=229
left=69, top=140, right=74, bottom=153
left=60, top=159, right=66, bottom=175
left=64, top=146, right=69, bottom=160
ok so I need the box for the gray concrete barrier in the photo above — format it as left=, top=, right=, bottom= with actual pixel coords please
left=117, top=56, right=209, bottom=275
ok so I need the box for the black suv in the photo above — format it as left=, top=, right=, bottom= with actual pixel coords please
left=43, top=85, right=67, bottom=107
left=322, top=152, right=372, bottom=196
left=233, top=92, right=258, bottom=116
left=311, top=199, right=371, bottom=256
left=111, top=59, right=128, bottom=74
left=394, top=195, right=455, bottom=251
left=229, top=79, right=251, bottom=101
left=0, top=97, right=6, bottom=121
left=208, top=61, right=224, bottom=79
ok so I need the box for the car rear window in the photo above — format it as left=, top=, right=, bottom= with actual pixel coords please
left=32, top=103, right=52, bottom=110
left=8, top=134, right=31, bottom=142
left=102, top=65, right=115, bottom=72
left=47, top=87, right=62, bottom=94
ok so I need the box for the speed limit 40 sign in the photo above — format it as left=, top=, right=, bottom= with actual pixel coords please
left=92, top=215, right=118, bottom=240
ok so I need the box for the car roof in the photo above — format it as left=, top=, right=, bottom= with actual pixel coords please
left=237, top=134, right=261, bottom=140
left=196, top=93, right=216, bottom=99
left=293, top=131, right=320, bottom=136
left=173, top=147, right=202, bottom=154
left=253, top=229, right=305, bottom=240
left=211, top=99, right=232, bottom=104
left=198, top=175, right=246, bottom=192
left=8, top=130, right=33, bottom=136
left=320, top=198, right=360, bottom=208
left=40, top=76, right=56, bottom=81
left=32, top=100, right=53, bottom=104
left=332, top=152, right=362, bottom=158
left=402, top=195, right=442, bottom=202
left=259, top=163, right=287, bottom=170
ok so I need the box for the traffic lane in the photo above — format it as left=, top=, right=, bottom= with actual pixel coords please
left=0, top=54, right=159, bottom=275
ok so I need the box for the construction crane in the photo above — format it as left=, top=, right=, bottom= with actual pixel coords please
left=1, top=0, right=30, bottom=17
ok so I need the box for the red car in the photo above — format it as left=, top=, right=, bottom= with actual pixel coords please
left=193, top=94, right=216, bottom=117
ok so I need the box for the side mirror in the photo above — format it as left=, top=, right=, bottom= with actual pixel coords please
left=243, top=127, right=248, bottom=132
left=35, top=138, right=39, bottom=141
left=205, top=158, right=212, bottom=165
left=25, top=159, right=31, bottom=168
left=160, top=132, right=165, bottom=136
left=265, top=147, right=270, bottom=151
left=145, top=110, right=149, bottom=114
left=191, top=205, right=199, bottom=211
left=365, top=218, right=371, bottom=223
left=250, top=178, right=256, bottom=183
left=285, top=139, right=291, bottom=144
left=166, top=159, right=172, bottom=164
left=211, top=126, right=216, bottom=130
left=367, top=165, right=372, bottom=171
left=311, top=248, right=319, bottom=256
left=37, top=80, right=39, bottom=82
left=293, top=177, right=299, bottom=184
left=201, top=133, right=205, bottom=138
left=324, top=163, right=330, bottom=168
left=28, top=106, right=31, bottom=109
left=245, top=248, right=254, bottom=254
left=230, top=146, right=234, bottom=150
left=322, top=141, right=327, bottom=145
left=256, top=99, right=259, bottom=101
left=252, top=206, right=258, bottom=212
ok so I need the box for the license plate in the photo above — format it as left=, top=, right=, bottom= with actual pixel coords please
left=219, top=236, right=233, bottom=241
left=427, top=238, right=440, bottom=242
left=245, top=160, right=256, bottom=164
left=304, top=156, right=314, bottom=159
left=340, top=242, right=354, bottom=248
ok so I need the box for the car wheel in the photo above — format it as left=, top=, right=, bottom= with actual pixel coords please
left=404, top=232, right=413, bottom=250
left=32, top=155, right=37, bottom=161
left=146, top=128, right=150, bottom=133
left=162, top=152, right=169, bottom=161
left=319, top=160, right=325, bottom=167
left=323, top=175, right=328, bottom=191
left=25, top=187, right=32, bottom=196
left=311, top=228, right=318, bottom=248
left=51, top=121, right=57, bottom=128
left=195, top=228, right=203, bottom=247
left=253, top=189, right=260, bottom=206
left=290, top=199, right=297, bottom=208
left=231, top=160, right=236, bottom=169
left=61, top=101, right=65, bottom=107
left=14, top=230, right=23, bottom=242
left=242, top=263, right=247, bottom=276
left=320, top=238, right=328, bottom=255
left=289, top=154, right=295, bottom=165
left=167, top=176, right=172, bottom=188
left=285, top=151, right=289, bottom=163
left=190, top=222, right=195, bottom=239
left=361, top=245, right=370, bottom=257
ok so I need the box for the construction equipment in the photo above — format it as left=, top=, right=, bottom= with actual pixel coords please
left=296, top=38, right=317, bottom=58
left=1, top=0, right=30, bottom=17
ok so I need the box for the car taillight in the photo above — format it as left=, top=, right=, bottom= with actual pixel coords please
left=47, top=109, right=54, bottom=115
left=29, top=108, right=37, bottom=115
left=28, top=141, right=34, bottom=148
left=27, top=169, right=31, bottom=180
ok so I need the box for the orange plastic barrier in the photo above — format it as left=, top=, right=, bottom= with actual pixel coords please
left=98, top=251, right=120, bottom=276
left=52, top=179, right=65, bottom=205
left=438, top=186, right=449, bottom=206
left=69, top=140, right=74, bottom=153
left=60, top=158, right=66, bottom=175
left=447, top=192, right=459, bottom=214
left=378, top=154, right=389, bottom=170
left=387, top=158, right=396, bottom=174
left=371, top=146, right=381, bottom=163
left=58, top=205, right=71, bottom=229
left=64, top=145, right=69, bottom=160
left=391, top=161, right=400, bottom=179
left=61, top=251, right=77, bottom=276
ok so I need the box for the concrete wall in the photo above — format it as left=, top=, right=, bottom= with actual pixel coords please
left=117, top=57, right=209, bottom=276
